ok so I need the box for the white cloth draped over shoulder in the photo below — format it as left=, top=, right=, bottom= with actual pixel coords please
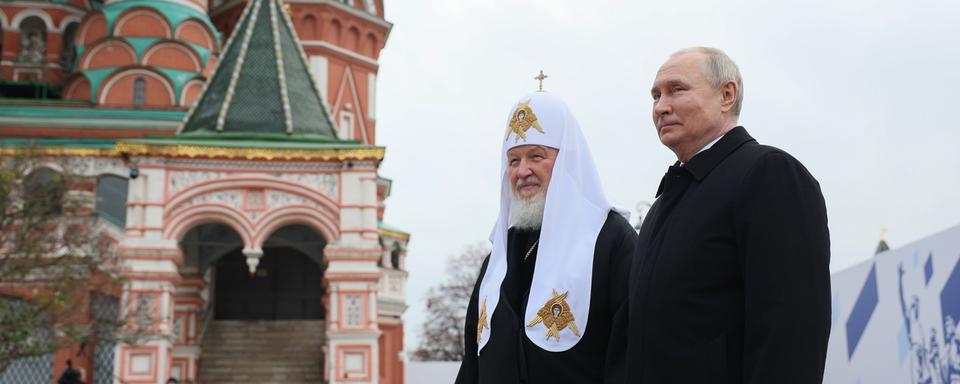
left=477, top=92, right=627, bottom=353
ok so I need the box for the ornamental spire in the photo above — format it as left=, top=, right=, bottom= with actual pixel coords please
left=178, top=0, right=337, bottom=139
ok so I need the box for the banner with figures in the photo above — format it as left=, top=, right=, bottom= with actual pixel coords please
left=825, top=224, right=960, bottom=384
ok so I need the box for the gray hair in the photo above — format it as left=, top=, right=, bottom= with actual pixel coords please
left=673, top=47, right=744, bottom=118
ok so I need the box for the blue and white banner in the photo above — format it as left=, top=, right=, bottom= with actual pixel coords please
left=825, top=224, right=960, bottom=384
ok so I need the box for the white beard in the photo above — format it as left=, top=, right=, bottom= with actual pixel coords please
left=510, top=191, right=546, bottom=230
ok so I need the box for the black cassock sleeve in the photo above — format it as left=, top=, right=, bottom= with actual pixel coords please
left=455, top=255, right=490, bottom=384
left=603, top=217, right=637, bottom=384
left=734, top=151, right=831, bottom=383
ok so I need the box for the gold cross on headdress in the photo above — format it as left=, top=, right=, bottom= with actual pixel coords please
left=534, top=70, right=548, bottom=92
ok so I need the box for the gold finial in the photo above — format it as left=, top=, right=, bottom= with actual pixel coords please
left=880, top=227, right=888, bottom=241
left=534, top=70, right=548, bottom=92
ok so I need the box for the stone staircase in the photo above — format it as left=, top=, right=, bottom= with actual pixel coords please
left=199, top=320, right=326, bottom=383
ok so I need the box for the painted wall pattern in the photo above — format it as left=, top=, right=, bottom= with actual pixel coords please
left=825, top=224, right=960, bottom=383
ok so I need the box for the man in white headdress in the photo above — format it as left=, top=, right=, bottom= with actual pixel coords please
left=455, top=86, right=637, bottom=384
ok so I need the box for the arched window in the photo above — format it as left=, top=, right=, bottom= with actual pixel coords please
left=133, top=77, right=145, bottom=106
left=24, top=167, right=65, bottom=216
left=345, top=27, right=359, bottom=51
left=95, top=175, right=128, bottom=227
left=364, top=33, right=377, bottom=57
left=301, top=15, right=318, bottom=40
left=329, top=19, right=341, bottom=45
left=61, top=23, right=79, bottom=71
left=391, top=243, right=401, bottom=270
left=17, top=16, right=47, bottom=64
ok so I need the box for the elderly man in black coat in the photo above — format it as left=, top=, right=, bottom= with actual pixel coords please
left=619, top=47, right=832, bottom=384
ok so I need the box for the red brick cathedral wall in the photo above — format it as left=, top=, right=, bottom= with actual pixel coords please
left=379, top=322, right=404, bottom=383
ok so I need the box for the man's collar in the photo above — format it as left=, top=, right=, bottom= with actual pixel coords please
left=682, top=134, right=725, bottom=165
left=682, top=126, right=755, bottom=181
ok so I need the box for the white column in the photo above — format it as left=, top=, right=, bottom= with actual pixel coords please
left=325, top=163, right=381, bottom=383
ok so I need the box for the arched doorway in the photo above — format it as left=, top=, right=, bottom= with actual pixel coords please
left=181, top=223, right=329, bottom=383
left=214, top=224, right=326, bottom=320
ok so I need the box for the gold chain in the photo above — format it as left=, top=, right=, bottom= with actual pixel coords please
left=523, top=239, right=539, bottom=262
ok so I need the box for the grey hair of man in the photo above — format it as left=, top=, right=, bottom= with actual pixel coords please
left=673, top=47, right=744, bottom=120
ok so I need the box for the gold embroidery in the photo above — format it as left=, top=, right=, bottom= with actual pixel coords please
left=477, top=297, right=489, bottom=343
left=115, top=142, right=385, bottom=161
left=526, top=289, right=581, bottom=341
left=505, top=100, right=544, bottom=143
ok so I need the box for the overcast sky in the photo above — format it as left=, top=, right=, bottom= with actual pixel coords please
left=374, top=0, right=960, bottom=352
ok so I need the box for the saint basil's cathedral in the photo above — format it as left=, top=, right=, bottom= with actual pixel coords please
left=0, top=0, right=408, bottom=383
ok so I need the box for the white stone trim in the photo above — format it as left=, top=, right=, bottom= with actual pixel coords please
left=113, top=9, right=172, bottom=38
left=10, top=9, right=55, bottom=32
left=12, top=68, right=42, bottom=81
left=142, top=41, right=202, bottom=72
left=301, top=40, right=379, bottom=67
left=2, top=1, right=84, bottom=15
left=76, top=13, right=106, bottom=46
left=216, top=0, right=261, bottom=131
left=0, top=9, right=9, bottom=30
left=309, top=55, right=330, bottom=107
left=174, top=18, right=216, bottom=52
left=58, top=15, right=82, bottom=32
left=331, top=66, right=368, bottom=143
left=366, top=72, right=376, bottom=120
left=80, top=39, right=136, bottom=70
left=179, top=78, right=206, bottom=106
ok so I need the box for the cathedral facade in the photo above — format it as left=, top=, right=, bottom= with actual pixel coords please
left=0, top=1, right=407, bottom=383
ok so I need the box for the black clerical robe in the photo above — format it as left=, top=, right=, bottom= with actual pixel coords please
left=620, top=126, right=831, bottom=383
left=456, top=211, right=637, bottom=384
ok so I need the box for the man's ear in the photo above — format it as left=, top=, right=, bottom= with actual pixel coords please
left=719, top=80, right=738, bottom=113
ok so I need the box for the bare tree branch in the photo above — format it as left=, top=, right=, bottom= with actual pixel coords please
left=0, top=151, right=162, bottom=375
left=411, top=243, right=489, bottom=361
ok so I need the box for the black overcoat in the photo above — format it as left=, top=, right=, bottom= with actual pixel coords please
left=620, top=126, right=831, bottom=384
left=457, top=211, right=637, bottom=384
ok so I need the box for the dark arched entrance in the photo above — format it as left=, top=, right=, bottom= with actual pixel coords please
left=214, top=224, right=326, bottom=320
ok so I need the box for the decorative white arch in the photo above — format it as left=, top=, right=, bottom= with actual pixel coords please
left=63, top=74, right=91, bottom=100
left=80, top=39, right=137, bottom=70
left=179, top=78, right=206, bottom=106
left=58, top=15, right=82, bottom=33
left=10, top=9, right=55, bottom=32
left=112, top=8, right=171, bottom=38
left=76, top=13, right=106, bottom=46
left=164, top=203, right=256, bottom=247
left=164, top=177, right=340, bottom=219
left=252, top=206, right=340, bottom=248
left=142, top=41, right=202, bottom=72
left=23, top=162, right=66, bottom=175
left=0, top=9, right=9, bottom=30
left=174, top=18, right=216, bottom=52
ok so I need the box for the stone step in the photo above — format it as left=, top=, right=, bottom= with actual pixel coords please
left=200, top=358, right=320, bottom=365
left=198, top=377, right=323, bottom=383
left=200, top=366, right=320, bottom=373
left=199, top=320, right=326, bottom=383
